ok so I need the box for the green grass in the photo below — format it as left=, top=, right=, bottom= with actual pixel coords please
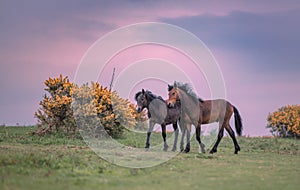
left=1, top=126, right=300, bottom=190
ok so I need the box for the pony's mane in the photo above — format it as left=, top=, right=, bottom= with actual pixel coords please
left=134, top=90, right=163, bottom=101
left=134, top=91, right=142, bottom=101
left=146, top=90, right=162, bottom=100
left=172, top=82, right=204, bottom=103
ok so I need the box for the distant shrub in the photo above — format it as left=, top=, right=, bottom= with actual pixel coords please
left=267, top=105, right=300, bottom=138
left=34, top=75, right=76, bottom=135
left=34, top=75, right=141, bottom=137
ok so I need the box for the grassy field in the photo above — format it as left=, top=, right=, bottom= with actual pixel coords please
left=1, top=126, right=299, bottom=190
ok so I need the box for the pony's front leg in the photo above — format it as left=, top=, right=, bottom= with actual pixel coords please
left=161, top=124, right=169, bottom=151
left=145, top=120, right=155, bottom=149
left=179, top=121, right=186, bottom=152
left=184, top=123, right=191, bottom=153
left=171, top=122, right=179, bottom=151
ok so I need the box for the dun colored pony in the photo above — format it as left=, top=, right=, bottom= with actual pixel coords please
left=135, top=89, right=181, bottom=151
left=167, top=82, right=243, bottom=154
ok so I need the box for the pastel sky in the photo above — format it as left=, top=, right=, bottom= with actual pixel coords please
left=1, top=0, right=299, bottom=136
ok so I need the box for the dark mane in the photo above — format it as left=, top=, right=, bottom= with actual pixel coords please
left=173, top=82, right=204, bottom=103
left=146, top=90, right=164, bottom=101
left=134, top=91, right=142, bottom=101
left=135, top=90, right=164, bottom=102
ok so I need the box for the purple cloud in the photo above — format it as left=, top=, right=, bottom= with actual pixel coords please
left=0, top=0, right=299, bottom=136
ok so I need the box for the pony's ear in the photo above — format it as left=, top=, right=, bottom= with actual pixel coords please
left=168, top=84, right=173, bottom=91
left=173, top=82, right=177, bottom=89
left=142, top=89, right=145, bottom=94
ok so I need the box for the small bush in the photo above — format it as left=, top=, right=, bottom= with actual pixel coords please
left=267, top=105, right=300, bottom=138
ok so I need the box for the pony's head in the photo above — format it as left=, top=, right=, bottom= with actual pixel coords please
left=167, top=82, right=180, bottom=108
left=134, top=89, right=148, bottom=113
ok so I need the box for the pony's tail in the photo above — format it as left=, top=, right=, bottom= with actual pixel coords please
left=233, top=106, right=243, bottom=136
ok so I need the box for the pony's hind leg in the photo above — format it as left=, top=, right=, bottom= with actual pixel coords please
left=209, top=125, right=224, bottom=154
left=196, top=124, right=205, bottom=153
left=171, top=123, right=179, bottom=151
left=161, top=124, right=169, bottom=151
left=225, top=125, right=241, bottom=154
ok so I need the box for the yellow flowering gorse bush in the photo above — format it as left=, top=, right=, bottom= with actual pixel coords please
left=35, top=75, right=140, bottom=137
left=267, top=105, right=300, bottom=138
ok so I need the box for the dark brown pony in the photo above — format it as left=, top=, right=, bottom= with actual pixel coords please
left=167, top=82, right=243, bottom=154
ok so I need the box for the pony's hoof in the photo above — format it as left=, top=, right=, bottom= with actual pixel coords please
left=180, top=147, right=184, bottom=152
left=234, top=146, right=240, bottom=154
left=200, top=144, right=206, bottom=153
left=209, top=149, right=217, bottom=154
left=199, top=148, right=206, bottom=154
left=171, top=147, right=177, bottom=152
left=163, top=144, right=169, bottom=151
left=145, top=144, right=150, bottom=149
left=184, top=148, right=190, bottom=153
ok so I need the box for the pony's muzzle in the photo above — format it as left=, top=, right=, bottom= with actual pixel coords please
left=137, top=107, right=142, bottom=113
left=167, top=102, right=174, bottom=108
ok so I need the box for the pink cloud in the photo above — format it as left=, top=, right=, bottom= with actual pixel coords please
left=98, top=44, right=210, bottom=99
left=81, top=1, right=300, bottom=27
